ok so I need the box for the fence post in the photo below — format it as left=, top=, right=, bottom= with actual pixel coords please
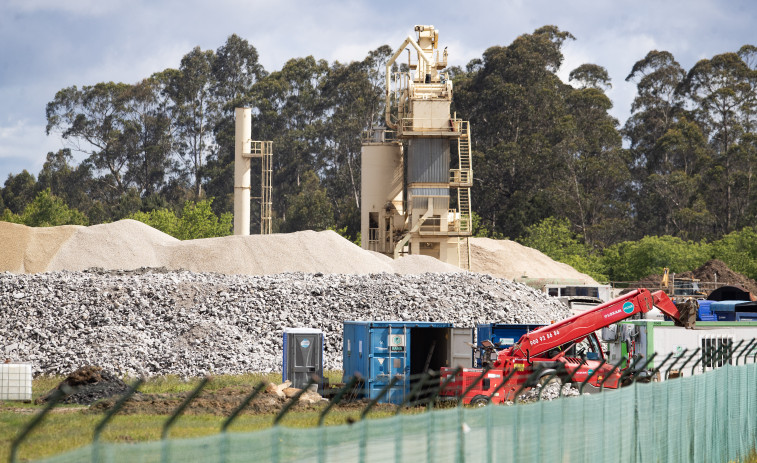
left=691, top=345, right=717, bottom=376
left=427, top=367, right=460, bottom=410
left=663, top=348, right=688, bottom=380
left=162, top=376, right=210, bottom=463
left=648, top=352, right=673, bottom=380
left=559, top=365, right=581, bottom=398
left=579, top=359, right=606, bottom=394
left=358, top=376, right=399, bottom=463
left=456, top=366, right=492, bottom=407
left=513, top=366, right=547, bottom=404
left=219, top=381, right=266, bottom=463
left=616, top=354, right=644, bottom=387
left=318, top=375, right=360, bottom=426
left=736, top=339, right=755, bottom=365
left=599, top=357, right=629, bottom=391
left=725, top=339, right=745, bottom=365
left=93, top=378, right=143, bottom=463
left=9, top=384, right=72, bottom=463
left=274, top=375, right=318, bottom=425
left=676, top=347, right=700, bottom=376
left=537, top=364, right=565, bottom=401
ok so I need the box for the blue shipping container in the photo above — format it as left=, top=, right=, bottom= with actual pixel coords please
left=475, top=323, right=546, bottom=367
left=342, top=321, right=455, bottom=404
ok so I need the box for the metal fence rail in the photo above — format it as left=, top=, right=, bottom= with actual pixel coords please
left=10, top=341, right=757, bottom=463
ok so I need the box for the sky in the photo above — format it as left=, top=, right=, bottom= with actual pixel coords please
left=1, top=0, right=755, bottom=182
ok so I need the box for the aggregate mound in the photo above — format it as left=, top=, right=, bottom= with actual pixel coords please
left=0, top=220, right=594, bottom=281
left=469, top=237, right=598, bottom=284
left=0, top=220, right=445, bottom=275
left=0, top=270, right=571, bottom=377
left=36, top=365, right=129, bottom=405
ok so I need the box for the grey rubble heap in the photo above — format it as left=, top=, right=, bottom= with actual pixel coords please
left=1, top=269, right=569, bottom=377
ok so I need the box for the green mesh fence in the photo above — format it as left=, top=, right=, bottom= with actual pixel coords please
left=35, top=362, right=757, bottom=463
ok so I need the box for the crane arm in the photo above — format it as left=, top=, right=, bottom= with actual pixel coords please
left=509, top=289, right=657, bottom=359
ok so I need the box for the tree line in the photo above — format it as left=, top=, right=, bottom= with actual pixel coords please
left=2, top=27, right=756, bottom=279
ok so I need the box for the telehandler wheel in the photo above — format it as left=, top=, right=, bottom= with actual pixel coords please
left=469, top=395, right=489, bottom=407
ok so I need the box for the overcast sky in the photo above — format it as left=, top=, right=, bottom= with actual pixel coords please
left=1, top=0, right=755, bottom=182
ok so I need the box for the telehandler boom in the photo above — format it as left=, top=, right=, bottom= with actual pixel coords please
left=440, top=289, right=682, bottom=405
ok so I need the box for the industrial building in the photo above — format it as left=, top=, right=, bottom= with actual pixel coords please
left=360, top=25, right=473, bottom=269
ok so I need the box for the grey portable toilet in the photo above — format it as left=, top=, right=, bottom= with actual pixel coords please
left=283, top=328, right=324, bottom=389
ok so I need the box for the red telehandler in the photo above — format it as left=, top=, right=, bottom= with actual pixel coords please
left=440, top=289, right=683, bottom=405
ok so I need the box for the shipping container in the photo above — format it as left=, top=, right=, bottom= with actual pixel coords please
left=474, top=323, right=546, bottom=367
left=342, top=321, right=472, bottom=404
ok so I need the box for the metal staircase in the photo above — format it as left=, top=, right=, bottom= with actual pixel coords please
left=450, top=120, right=472, bottom=236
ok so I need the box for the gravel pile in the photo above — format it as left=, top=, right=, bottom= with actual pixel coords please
left=515, top=382, right=582, bottom=403
left=1, top=269, right=570, bottom=377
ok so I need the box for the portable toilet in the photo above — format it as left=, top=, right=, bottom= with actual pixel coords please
left=342, top=321, right=472, bottom=404
left=475, top=323, right=546, bottom=367
left=283, top=328, right=324, bottom=390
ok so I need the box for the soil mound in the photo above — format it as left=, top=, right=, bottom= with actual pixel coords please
left=37, top=366, right=130, bottom=405
left=469, top=237, right=598, bottom=284
left=628, top=259, right=757, bottom=295
left=681, top=259, right=757, bottom=294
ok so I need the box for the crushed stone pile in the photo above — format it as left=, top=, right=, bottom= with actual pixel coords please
left=36, top=365, right=129, bottom=405
left=515, top=382, right=581, bottom=403
left=469, top=237, right=598, bottom=284
left=1, top=269, right=571, bottom=377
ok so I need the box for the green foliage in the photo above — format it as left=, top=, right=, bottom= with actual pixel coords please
left=519, top=217, right=606, bottom=281
left=472, top=211, right=504, bottom=238
left=1, top=189, right=88, bottom=227
left=283, top=171, right=334, bottom=232
left=711, top=227, right=757, bottom=280
left=328, top=224, right=360, bottom=245
left=601, top=235, right=711, bottom=281
left=128, top=198, right=231, bottom=240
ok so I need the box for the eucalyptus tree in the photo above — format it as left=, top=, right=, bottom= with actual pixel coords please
left=558, top=64, right=631, bottom=247
left=204, top=34, right=267, bottom=216
left=681, top=48, right=757, bottom=233
left=319, top=46, right=392, bottom=236
left=46, top=82, right=133, bottom=195
left=453, top=26, right=576, bottom=238
left=250, top=56, right=330, bottom=226
left=167, top=46, right=217, bottom=198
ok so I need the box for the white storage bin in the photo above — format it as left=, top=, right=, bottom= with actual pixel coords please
left=0, top=363, right=33, bottom=401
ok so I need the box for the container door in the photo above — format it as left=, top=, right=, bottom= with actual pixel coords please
left=450, top=327, right=473, bottom=368
left=288, top=333, right=322, bottom=389
left=368, top=326, right=408, bottom=404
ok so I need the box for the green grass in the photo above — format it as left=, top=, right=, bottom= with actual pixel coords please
left=0, top=371, right=382, bottom=462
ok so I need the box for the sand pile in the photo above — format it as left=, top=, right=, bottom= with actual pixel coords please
left=469, top=237, right=598, bottom=284
left=47, top=220, right=178, bottom=272
left=0, top=220, right=594, bottom=279
left=0, top=220, right=459, bottom=275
